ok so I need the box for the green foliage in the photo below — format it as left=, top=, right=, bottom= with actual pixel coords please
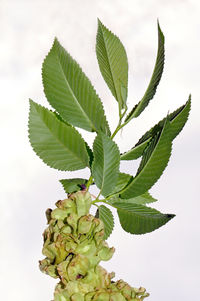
left=120, top=139, right=151, bottom=161
left=125, top=21, right=165, bottom=121
left=111, top=172, right=133, bottom=194
left=59, top=178, right=89, bottom=194
left=28, top=100, right=89, bottom=171
left=121, top=96, right=191, bottom=161
left=42, top=38, right=110, bottom=135
left=98, top=205, right=114, bottom=239
left=96, top=19, right=128, bottom=111
left=114, top=201, right=175, bottom=234
left=29, top=20, right=190, bottom=237
left=120, top=119, right=172, bottom=199
left=92, top=133, right=120, bottom=197
left=110, top=192, right=157, bottom=205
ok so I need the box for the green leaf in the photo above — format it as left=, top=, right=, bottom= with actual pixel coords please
left=120, top=138, right=151, bottom=160
left=59, top=178, right=89, bottom=194
left=92, top=133, right=120, bottom=197
left=121, top=96, right=191, bottom=160
left=110, top=191, right=157, bottom=205
left=85, top=142, right=94, bottom=167
left=28, top=100, right=89, bottom=171
left=42, top=38, right=110, bottom=135
left=98, top=205, right=114, bottom=240
left=111, top=172, right=133, bottom=194
left=125, top=21, right=165, bottom=121
left=96, top=19, right=128, bottom=109
left=136, top=96, right=191, bottom=145
left=114, top=202, right=174, bottom=234
left=120, top=119, right=172, bottom=198
left=167, top=95, right=191, bottom=140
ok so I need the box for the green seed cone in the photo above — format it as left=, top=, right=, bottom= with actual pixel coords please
left=40, top=191, right=149, bottom=300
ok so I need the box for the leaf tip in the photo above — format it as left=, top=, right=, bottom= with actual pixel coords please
left=29, top=98, right=34, bottom=106
left=188, top=94, right=192, bottom=104
left=157, top=19, right=165, bottom=42
left=165, top=213, right=176, bottom=220
left=53, top=36, right=61, bottom=48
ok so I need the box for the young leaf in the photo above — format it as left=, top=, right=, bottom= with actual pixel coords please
left=114, top=202, right=175, bottom=234
left=96, top=19, right=128, bottom=109
left=98, top=205, right=114, bottom=240
left=28, top=100, right=89, bottom=171
left=59, top=178, right=89, bottom=194
left=125, top=21, right=165, bottom=121
left=121, top=96, right=191, bottom=160
left=120, top=119, right=172, bottom=199
left=110, top=192, right=157, bottom=205
left=42, top=38, right=110, bottom=135
left=92, top=133, right=120, bottom=197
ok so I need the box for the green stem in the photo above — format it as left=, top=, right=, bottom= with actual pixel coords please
left=92, top=198, right=110, bottom=206
left=86, top=175, right=93, bottom=191
left=111, top=106, right=129, bottom=140
left=111, top=119, right=128, bottom=139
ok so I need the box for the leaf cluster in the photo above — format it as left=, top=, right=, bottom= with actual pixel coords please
left=28, top=20, right=191, bottom=239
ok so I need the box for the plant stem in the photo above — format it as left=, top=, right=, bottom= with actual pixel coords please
left=86, top=175, right=93, bottom=191
left=92, top=198, right=110, bottom=206
left=111, top=106, right=129, bottom=139
left=111, top=119, right=129, bottom=139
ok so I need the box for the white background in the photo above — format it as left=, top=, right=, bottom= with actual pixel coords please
left=0, top=0, right=199, bottom=300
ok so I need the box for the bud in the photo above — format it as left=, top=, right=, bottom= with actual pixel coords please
left=85, top=292, right=96, bottom=301
left=98, top=245, right=115, bottom=261
left=71, top=293, right=84, bottom=301
left=67, top=254, right=90, bottom=281
left=110, top=292, right=126, bottom=301
left=51, top=208, right=69, bottom=220
left=78, top=215, right=94, bottom=234
left=71, top=191, right=92, bottom=217
left=93, top=291, right=110, bottom=300
left=45, top=208, right=52, bottom=224
left=39, top=192, right=149, bottom=300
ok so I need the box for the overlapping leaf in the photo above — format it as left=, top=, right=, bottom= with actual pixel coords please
left=60, top=178, right=89, bottom=194
left=28, top=100, right=89, bottom=171
left=85, top=142, right=94, bottom=167
left=114, top=202, right=175, bottom=234
left=92, top=133, right=120, bottom=197
left=125, top=21, right=165, bottom=121
left=121, top=96, right=191, bottom=160
left=96, top=19, right=128, bottom=109
left=98, top=205, right=114, bottom=240
left=110, top=192, right=157, bottom=205
left=42, top=38, right=110, bottom=134
left=120, top=138, right=151, bottom=161
left=136, top=96, right=191, bottom=144
left=111, top=172, right=133, bottom=194
left=120, top=119, right=172, bottom=198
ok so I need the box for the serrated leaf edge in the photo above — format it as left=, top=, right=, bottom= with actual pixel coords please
left=28, top=99, right=90, bottom=171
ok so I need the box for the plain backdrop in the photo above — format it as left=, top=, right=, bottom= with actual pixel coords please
left=0, top=0, right=199, bottom=300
